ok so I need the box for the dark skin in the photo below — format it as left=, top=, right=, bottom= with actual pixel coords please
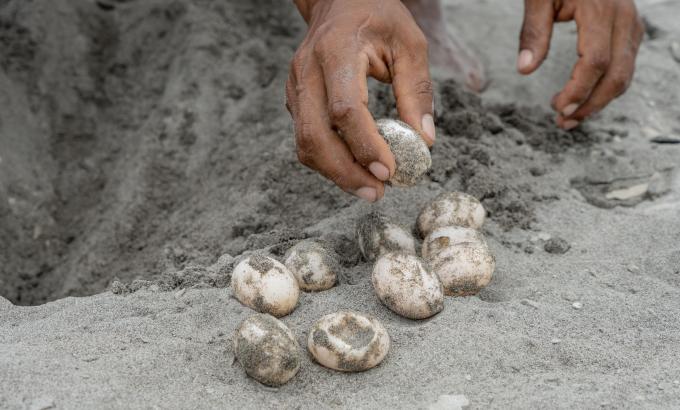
left=288, top=0, right=644, bottom=201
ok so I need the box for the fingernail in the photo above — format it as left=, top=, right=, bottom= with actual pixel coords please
left=421, top=113, right=436, bottom=144
left=563, top=120, right=579, bottom=130
left=517, top=50, right=533, bottom=72
left=355, top=187, right=377, bottom=202
left=562, top=103, right=578, bottom=117
left=368, top=162, right=390, bottom=181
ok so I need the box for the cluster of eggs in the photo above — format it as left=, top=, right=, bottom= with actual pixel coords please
left=230, top=120, right=494, bottom=386
left=358, top=191, right=494, bottom=320
left=231, top=243, right=389, bottom=386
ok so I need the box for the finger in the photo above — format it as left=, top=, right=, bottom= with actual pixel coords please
left=562, top=5, right=643, bottom=126
left=318, top=50, right=396, bottom=182
left=517, top=0, right=555, bottom=74
left=391, top=30, right=436, bottom=146
left=291, top=59, right=385, bottom=201
left=552, top=3, right=615, bottom=120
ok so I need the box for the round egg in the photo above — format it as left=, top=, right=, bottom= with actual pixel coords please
left=427, top=240, right=495, bottom=296
left=376, top=118, right=432, bottom=186
left=307, top=311, right=390, bottom=372
left=421, top=225, right=487, bottom=260
left=284, top=240, right=338, bottom=292
left=417, top=191, right=486, bottom=237
left=355, top=211, right=416, bottom=262
left=372, top=252, right=444, bottom=319
left=233, top=314, right=301, bottom=386
left=231, top=254, right=300, bottom=317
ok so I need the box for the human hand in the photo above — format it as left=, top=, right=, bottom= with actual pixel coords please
left=517, top=0, right=644, bottom=129
left=287, top=0, right=435, bottom=202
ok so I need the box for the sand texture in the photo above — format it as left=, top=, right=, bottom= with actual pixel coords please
left=1, top=0, right=679, bottom=408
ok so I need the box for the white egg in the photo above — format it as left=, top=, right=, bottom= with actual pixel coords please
left=421, top=226, right=487, bottom=260
left=376, top=118, right=432, bottom=186
left=284, top=240, right=338, bottom=292
left=307, top=311, right=390, bottom=372
left=417, top=191, right=486, bottom=237
left=426, top=239, right=495, bottom=296
left=372, top=252, right=444, bottom=319
left=233, top=314, right=301, bottom=386
left=231, top=254, right=300, bottom=317
left=356, top=211, right=416, bottom=262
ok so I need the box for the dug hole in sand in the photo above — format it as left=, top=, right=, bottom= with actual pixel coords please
left=1, top=0, right=680, bottom=408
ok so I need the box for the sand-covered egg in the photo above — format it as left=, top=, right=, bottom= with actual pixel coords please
left=424, top=229, right=495, bottom=296
left=417, top=192, right=486, bottom=237
left=307, top=311, right=390, bottom=372
left=372, top=252, right=444, bottom=319
left=231, top=254, right=300, bottom=317
left=421, top=226, right=487, bottom=260
left=355, top=211, right=416, bottom=262
left=376, top=118, right=432, bottom=186
left=284, top=240, right=338, bottom=292
left=233, top=314, right=301, bottom=386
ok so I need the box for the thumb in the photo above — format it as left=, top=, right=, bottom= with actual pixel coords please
left=518, top=0, right=555, bottom=75
left=391, top=41, right=436, bottom=146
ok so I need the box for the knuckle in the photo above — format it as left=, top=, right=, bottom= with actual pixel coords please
left=410, top=30, right=429, bottom=50
left=610, top=75, right=630, bottom=95
left=295, top=125, right=316, bottom=166
left=329, top=100, right=355, bottom=124
left=414, top=79, right=434, bottom=97
left=311, top=27, right=338, bottom=58
left=520, top=22, right=543, bottom=45
left=285, top=81, right=295, bottom=112
left=326, top=168, right=346, bottom=186
left=290, top=53, right=306, bottom=80
left=584, top=53, right=611, bottom=73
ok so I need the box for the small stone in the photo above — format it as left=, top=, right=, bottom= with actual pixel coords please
left=670, top=41, right=680, bottom=63
left=572, top=301, right=583, bottom=310
left=465, top=374, right=472, bottom=381
left=520, top=299, right=540, bottom=309
left=626, top=264, right=641, bottom=274
left=605, top=183, right=648, bottom=200
left=529, top=166, right=546, bottom=177
left=650, top=136, right=680, bottom=144
left=537, top=232, right=552, bottom=241
left=544, top=237, right=570, bottom=254
left=429, top=394, right=470, bottom=410
left=523, top=246, right=534, bottom=254
left=642, top=126, right=662, bottom=138
left=28, top=397, right=55, bottom=410
left=551, top=338, right=561, bottom=344
left=673, top=380, right=679, bottom=385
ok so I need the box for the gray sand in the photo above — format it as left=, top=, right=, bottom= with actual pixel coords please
left=1, top=0, right=680, bottom=408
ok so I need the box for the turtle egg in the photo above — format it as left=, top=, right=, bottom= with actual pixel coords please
left=425, top=233, right=495, bottom=297
left=372, top=252, right=444, bottom=319
left=307, top=311, right=390, bottom=372
left=231, top=254, right=300, bottom=317
left=417, top=191, right=486, bottom=237
left=355, top=211, right=416, bottom=262
left=284, top=240, right=338, bottom=292
left=421, top=225, right=487, bottom=260
left=233, top=314, right=301, bottom=386
left=376, top=118, right=432, bottom=186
